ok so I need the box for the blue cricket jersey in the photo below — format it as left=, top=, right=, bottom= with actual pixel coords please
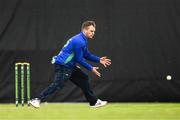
left=52, top=32, right=100, bottom=71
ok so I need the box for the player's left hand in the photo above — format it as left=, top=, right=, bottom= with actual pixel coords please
left=100, top=56, right=111, bottom=67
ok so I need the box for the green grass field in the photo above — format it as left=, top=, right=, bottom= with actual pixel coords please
left=0, top=103, right=180, bottom=120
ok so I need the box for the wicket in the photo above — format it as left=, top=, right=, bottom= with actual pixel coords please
left=15, top=62, right=31, bottom=107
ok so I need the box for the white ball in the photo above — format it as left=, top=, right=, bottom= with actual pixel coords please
left=166, top=75, right=172, bottom=80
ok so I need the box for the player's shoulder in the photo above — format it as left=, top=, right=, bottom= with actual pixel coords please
left=72, top=32, right=83, bottom=40
left=71, top=33, right=85, bottom=45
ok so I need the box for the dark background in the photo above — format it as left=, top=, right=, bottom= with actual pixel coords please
left=0, top=0, right=180, bottom=103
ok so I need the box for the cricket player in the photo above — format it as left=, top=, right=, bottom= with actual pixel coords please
left=30, top=20, right=111, bottom=108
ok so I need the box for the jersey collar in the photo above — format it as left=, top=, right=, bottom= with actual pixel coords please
left=81, top=32, right=88, bottom=42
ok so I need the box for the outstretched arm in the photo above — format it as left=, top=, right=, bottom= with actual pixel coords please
left=84, top=48, right=100, bottom=63
left=75, top=46, right=101, bottom=77
left=84, top=48, right=111, bottom=67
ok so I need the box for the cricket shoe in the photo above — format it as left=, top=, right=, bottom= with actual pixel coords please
left=30, top=98, right=40, bottom=108
left=90, top=99, right=107, bottom=108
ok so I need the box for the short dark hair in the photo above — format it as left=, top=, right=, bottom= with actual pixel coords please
left=81, top=20, right=96, bottom=30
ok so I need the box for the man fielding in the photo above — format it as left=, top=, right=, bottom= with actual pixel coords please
left=30, top=20, right=111, bottom=108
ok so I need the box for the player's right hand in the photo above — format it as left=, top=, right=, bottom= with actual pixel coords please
left=92, top=67, right=101, bottom=77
